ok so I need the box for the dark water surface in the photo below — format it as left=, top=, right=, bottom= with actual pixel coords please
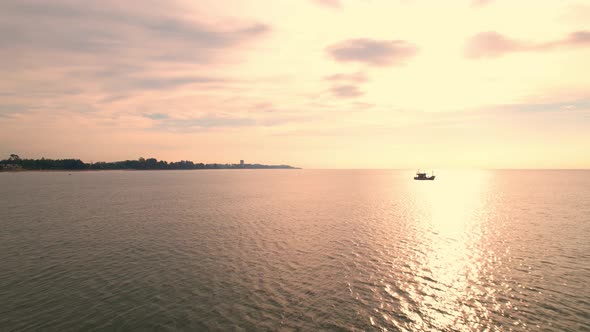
left=1, top=170, right=589, bottom=331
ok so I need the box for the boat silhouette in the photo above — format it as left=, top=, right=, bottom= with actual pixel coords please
left=414, top=170, right=435, bottom=180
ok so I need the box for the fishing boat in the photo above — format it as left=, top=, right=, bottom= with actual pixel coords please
left=414, top=170, right=435, bottom=180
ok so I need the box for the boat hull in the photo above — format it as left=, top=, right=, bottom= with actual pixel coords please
left=414, top=176, right=435, bottom=180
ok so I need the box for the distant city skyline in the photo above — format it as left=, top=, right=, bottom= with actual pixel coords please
left=1, top=0, right=589, bottom=168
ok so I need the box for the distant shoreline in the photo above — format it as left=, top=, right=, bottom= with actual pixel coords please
left=1, top=168, right=300, bottom=173
left=0, top=155, right=299, bottom=171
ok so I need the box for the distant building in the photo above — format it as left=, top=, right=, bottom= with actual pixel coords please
left=240, top=160, right=244, bottom=166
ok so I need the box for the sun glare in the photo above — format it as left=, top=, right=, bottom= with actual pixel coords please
left=403, top=170, right=492, bottom=329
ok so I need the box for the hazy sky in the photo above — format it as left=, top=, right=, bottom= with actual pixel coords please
left=1, top=0, right=589, bottom=168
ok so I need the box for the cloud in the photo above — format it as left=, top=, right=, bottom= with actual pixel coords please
left=331, top=85, right=364, bottom=98
left=134, top=76, right=226, bottom=90
left=149, top=115, right=256, bottom=132
left=146, top=111, right=312, bottom=132
left=0, top=0, right=271, bottom=121
left=485, top=98, right=590, bottom=113
left=568, top=31, right=590, bottom=44
left=472, top=0, right=493, bottom=7
left=466, top=30, right=590, bottom=58
left=0, top=0, right=270, bottom=75
left=325, top=72, right=367, bottom=100
left=327, top=38, right=418, bottom=66
left=324, top=72, right=368, bottom=83
left=0, top=1, right=269, bottom=57
left=465, top=32, right=523, bottom=58
left=182, top=116, right=256, bottom=128
left=313, top=0, right=341, bottom=8
left=0, top=104, right=28, bottom=118
left=143, top=113, right=169, bottom=120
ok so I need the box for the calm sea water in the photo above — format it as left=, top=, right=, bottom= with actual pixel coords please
left=1, top=170, right=589, bottom=331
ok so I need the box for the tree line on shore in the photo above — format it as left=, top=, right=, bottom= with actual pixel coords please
left=0, top=154, right=296, bottom=171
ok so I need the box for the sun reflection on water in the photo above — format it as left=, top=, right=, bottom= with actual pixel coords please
left=402, top=170, right=493, bottom=331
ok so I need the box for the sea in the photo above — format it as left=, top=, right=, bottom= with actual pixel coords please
left=1, top=170, right=589, bottom=331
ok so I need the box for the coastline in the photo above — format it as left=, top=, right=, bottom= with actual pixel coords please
left=0, top=156, right=299, bottom=171
left=0, top=168, right=301, bottom=173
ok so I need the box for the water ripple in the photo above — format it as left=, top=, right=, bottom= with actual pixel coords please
left=0, top=170, right=589, bottom=331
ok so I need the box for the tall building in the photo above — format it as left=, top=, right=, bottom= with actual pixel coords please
left=240, top=160, right=244, bottom=166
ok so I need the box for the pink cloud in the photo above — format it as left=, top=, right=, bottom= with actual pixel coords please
left=0, top=0, right=272, bottom=122
left=313, top=0, right=341, bottom=8
left=324, top=72, right=368, bottom=83
left=327, top=39, right=419, bottom=66
left=466, top=30, right=590, bottom=58
left=331, top=85, right=363, bottom=98
left=567, top=31, right=590, bottom=44
left=0, top=0, right=270, bottom=69
left=465, top=32, right=525, bottom=58
left=472, top=0, right=494, bottom=7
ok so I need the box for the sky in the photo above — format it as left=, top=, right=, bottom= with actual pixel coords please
left=1, top=0, right=589, bottom=169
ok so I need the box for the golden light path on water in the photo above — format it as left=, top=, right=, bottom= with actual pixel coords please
left=399, top=170, right=494, bottom=331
